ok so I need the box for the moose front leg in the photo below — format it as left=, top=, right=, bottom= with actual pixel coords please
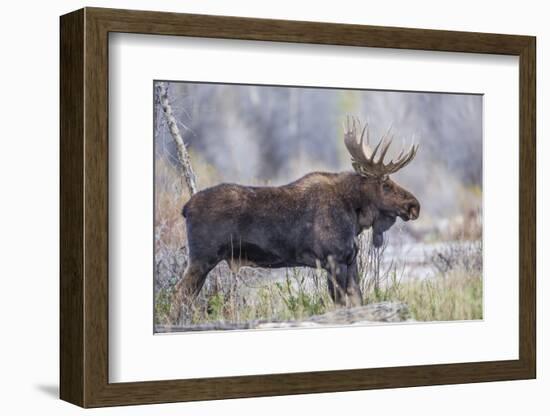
left=326, top=261, right=347, bottom=306
left=326, top=258, right=362, bottom=307
left=346, top=261, right=363, bottom=307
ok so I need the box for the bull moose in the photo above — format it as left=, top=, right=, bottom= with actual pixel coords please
left=170, top=117, right=420, bottom=321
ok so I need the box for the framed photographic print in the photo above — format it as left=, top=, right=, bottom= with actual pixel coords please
left=60, top=7, right=536, bottom=408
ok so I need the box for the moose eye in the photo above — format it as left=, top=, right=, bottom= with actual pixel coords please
left=382, top=183, right=392, bottom=193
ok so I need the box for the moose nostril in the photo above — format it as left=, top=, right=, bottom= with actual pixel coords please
left=408, top=202, right=420, bottom=217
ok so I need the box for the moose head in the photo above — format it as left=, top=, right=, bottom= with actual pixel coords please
left=343, top=117, right=420, bottom=246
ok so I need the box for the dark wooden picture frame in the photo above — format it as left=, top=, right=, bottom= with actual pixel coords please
left=60, top=7, right=536, bottom=408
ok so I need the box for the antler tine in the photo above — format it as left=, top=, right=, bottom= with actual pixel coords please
left=393, top=148, right=405, bottom=162
left=400, top=145, right=418, bottom=170
left=368, top=137, right=384, bottom=163
left=343, top=116, right=371, bottom=166
left=404, top=144, right=419, bottom=167
left=343, top=116, right=350, bottom=137
left=376, top=136, right=393, bottom=165
left=386, top=143, right=410, bottom=169
left=343, top=117, right=418, bottom=178
left=360, top=120, right=368, bottom=148
left=387, top=143, right=418, bottom=173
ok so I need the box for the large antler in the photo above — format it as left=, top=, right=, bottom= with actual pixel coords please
left=343, top=116, right=418, bottom=179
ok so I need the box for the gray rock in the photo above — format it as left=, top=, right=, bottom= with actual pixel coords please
left=156, top=302, right=413, bottom=332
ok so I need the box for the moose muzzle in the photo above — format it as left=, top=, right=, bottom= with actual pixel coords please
left=407, top=200, right=420, bottom=221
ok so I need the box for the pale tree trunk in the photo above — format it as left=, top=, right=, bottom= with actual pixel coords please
left=157, top=82, right=198, bottom=195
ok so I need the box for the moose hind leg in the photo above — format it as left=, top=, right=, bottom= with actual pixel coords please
left=326, top=261, right=348, bottom=306
left=346, top=262, right=363, bottom=307
left=169, top=259, right=217, bottom=324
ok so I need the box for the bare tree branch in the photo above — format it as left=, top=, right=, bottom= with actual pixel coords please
left=157, top=82, right=198, bottom=195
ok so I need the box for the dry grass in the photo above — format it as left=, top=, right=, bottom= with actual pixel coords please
left=399, top=271, right=482, bottom=322
left=154, top=233, right=483, bottom=327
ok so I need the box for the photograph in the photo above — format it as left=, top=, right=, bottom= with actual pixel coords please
left=153, top=81, right=483, bottom=333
